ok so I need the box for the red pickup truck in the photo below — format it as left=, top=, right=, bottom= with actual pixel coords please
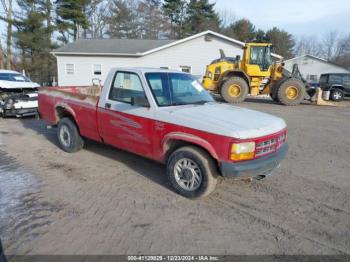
left=38, top=68, right=288, bottom=198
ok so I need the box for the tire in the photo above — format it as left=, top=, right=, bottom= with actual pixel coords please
left=330, top=88, right=344, bottom=102
left=57, top=117, right=84, bottom=153
left=277, top=78, right=306, bottom=106
left=220, top=77, right=249, bottom=103
left=270, top=78, right=287, bottom=103
left=167, top=146, right=218, bottom=198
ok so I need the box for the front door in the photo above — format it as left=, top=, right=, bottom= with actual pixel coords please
left=98, top=71, right=154, bottom=158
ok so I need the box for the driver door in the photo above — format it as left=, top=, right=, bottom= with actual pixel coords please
left=98, top=71, right=154, bottom=158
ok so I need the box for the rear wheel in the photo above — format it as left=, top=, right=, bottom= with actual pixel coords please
left=277, top=78, right=306, bottom=106
left=330, top=88, right=344, bottom=101
left=57, top=117, right=84, bottom=153
left=221, top=77, right=249, bottom=103
left=167, top=146, right=218, bottom=198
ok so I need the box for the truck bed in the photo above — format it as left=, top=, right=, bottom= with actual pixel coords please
left=38, top=85, right=102, bottom=141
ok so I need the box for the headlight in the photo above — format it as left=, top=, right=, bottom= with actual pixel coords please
left=5, top=98, right=15, bottom=109
left=230, top=142, right=255, bottom=161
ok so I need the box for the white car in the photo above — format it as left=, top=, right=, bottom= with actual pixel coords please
left=0, top=70, right=40, bottom=117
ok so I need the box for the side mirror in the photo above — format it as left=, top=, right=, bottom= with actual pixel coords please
left=236, top=55, right=241, bottom=61
left=131, top=96, right=150, bottom=107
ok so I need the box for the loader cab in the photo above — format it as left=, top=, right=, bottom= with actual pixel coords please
left=243, top=43, right=273, bottom=76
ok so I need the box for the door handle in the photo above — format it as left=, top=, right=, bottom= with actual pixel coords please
left=105, top=103, right=111, bottom=109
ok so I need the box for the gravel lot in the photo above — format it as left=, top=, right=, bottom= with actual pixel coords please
left=0, top=99, right=350, bottom=255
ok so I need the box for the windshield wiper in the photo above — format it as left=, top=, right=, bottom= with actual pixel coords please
left=190, top=100, right=212, bottom=105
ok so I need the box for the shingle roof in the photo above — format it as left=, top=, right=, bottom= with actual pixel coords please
left=54, top=38, right=175, bottom=55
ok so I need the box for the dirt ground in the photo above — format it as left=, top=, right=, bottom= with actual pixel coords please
left=0, top=99, right=350, bottom=255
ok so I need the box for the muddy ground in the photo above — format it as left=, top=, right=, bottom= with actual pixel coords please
left=0, top=99, right=350, bottom=255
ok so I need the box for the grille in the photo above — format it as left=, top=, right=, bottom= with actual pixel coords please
left=255, top=131, right=286, bottom=158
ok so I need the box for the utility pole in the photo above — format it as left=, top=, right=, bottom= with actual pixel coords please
left=6, top=0, right=12, bottom=69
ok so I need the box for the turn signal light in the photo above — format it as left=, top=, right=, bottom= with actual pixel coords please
left=230, top=142, right=255, bottom=161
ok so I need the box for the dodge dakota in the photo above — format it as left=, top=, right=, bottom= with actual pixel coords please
left=38, top=68, right=288, bottom=198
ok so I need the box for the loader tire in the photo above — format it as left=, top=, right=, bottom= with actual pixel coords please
left=221, top=77, right=249, bottom=103
left=270, top=78, right=287, bottom=103
left=57, top=117, right=84, bottom=153
left=277, top=78, right=305, bottom=106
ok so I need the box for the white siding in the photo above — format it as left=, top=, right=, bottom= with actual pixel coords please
left=284, top=56, right=350, bottom=83
left=56, top=35, right=244, bottom=86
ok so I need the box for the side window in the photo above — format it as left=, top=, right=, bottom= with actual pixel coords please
left=109, top=72, right=145, bottom=104
left=330, top=75, right=342, bottom=83
left=0, top=73, right=10, bottom=80
left=66, top=64, right=74, bottom=75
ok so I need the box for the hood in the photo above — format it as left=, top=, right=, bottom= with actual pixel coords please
left=159, top=103, right=286, bottom=139
left=0, top=80, right=40, bottom=89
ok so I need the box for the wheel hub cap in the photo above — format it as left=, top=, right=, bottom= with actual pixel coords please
left=59, top=125, right=71, bottom=147
left=285, top=86, right=299, bottom=100
left=174, top=158, right=202, bottom=191
left=228, top=84, right=241, bottom=97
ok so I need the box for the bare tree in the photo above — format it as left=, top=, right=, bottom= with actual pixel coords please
left=322, top=31, right=341, bottom=61
left=294, top=35, right=323, bottom=57
left=85, top=0, right=110, bottom=38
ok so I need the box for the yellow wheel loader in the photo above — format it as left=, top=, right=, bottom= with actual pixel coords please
left=202, top=43, right=314, bottom=105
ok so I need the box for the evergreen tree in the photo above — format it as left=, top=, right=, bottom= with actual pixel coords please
left=185, top=0, right=220, bottom=36
left=227, top=18, right=255, bottom=42
left=106, top=0, right=139, bottom=38
left=265, top=27, right=295, bottom=59
left=14, top=0, right=57, bottom=85
left=55, top=0, right=90, bottom=42
left=162, top=0, right=187, bottom=39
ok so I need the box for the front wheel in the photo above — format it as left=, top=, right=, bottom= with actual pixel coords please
left=167, top=146, right=218, bottom=198
left=220, top=77, right=249, bottom=103
left=57, top=117, right=84, bottom=153
left=330, top=89, right=344, bottom=101
left=277, top=78, right=306, bottom=106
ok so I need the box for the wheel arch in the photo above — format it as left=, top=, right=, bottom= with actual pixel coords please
left=330, top=85, right=345, bottom=90
left=55, top=103, right=79, bottom=129
left=161, top=133, right=219, bottom=164
left=218, top=70, right=250, bottom=90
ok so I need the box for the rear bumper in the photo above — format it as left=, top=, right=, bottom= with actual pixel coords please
left=220, top=143, right=288, bottom=178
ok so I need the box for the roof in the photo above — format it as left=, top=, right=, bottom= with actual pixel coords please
left=54, top=39, right=175, bottom=56
left=110, top=67, right=192, bottom=74
left=285, top=54, right=350, bottom=71
left=53, top=30, right=282, bottom=59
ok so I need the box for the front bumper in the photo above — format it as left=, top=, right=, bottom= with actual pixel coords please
left=220, top=143, right=288, bottom=178
left=1, top=107, right=38, bottom=117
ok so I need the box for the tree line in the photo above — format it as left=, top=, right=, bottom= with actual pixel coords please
left=0, top=0, right=349, bottom=85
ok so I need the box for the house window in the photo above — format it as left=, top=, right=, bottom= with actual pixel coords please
left=307, top=74, right=318, bottom=82
left=93, top=64, right=102, bottom=75
left=180, top=65, right=191, bottom=73
left=66, top=64, right=74, bottom=75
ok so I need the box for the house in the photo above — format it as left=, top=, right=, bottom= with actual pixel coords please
left=53, top=30, right=282, bottom=86
left=284, top=55, right=350, bottom=83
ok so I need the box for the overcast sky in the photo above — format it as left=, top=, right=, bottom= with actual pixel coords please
left=214, top=0, right=350, bottom=38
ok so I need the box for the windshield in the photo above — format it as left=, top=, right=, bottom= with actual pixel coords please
left=0, top=73, right=31, bottom=82
left=249, top=46, right=272, bottom=70
left=145, top=72, right=214, bottom=106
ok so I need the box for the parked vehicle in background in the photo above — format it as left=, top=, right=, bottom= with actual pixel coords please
left=319, top=73, right=350, bottom=101
left=38, top=68, right=288, bottom=198
left=0, top=70, right=40, bottom=117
